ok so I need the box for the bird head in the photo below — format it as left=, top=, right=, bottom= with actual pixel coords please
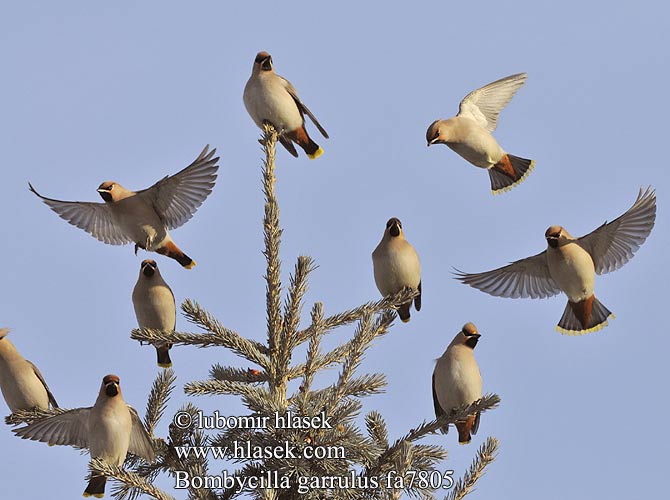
left=386, top=217, right=403, bottom=238
left=254, top=51, right=273, bottom=72
left=545, top=225, right=567, bottom=248
left=426, top=120, right=444, bottom=146
left=141, top=259, right=158, bottom=278
left=461, top=322, right=481, bottom=349
left=103, top=374, right=121, bottom=398
left=97, top=181, right=116, bottom=203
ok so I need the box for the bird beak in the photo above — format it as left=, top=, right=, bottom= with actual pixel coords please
left=261, top=57, right=272, bottom=70
left=389, top=223, right=400, bottom=237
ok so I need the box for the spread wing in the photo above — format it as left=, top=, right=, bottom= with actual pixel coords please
left=454, top=250, right=561, bottom=299
left=138, top=145, right=219, bottom=230
left=13, top=407, right=91, bottom=449
left=29, top=183, right=131, bottom=245
left=282, top=77, right=329, bottom=139
left=26, top=360, right=58, bottom=409
left=578, top=187, right=656, bottom=275
left=458, top=73, right=527, bottom=132
left=128, top=406, right=155, bottom=461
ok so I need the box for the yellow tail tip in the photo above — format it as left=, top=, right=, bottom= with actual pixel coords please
left=555, top=313, right=615, bottom=335
left=158, top=362, right=173, bottom=368
left=82, top=493, right=103, bottom=498
left=490, top=159, right=536, bottom=195
left=401, top=317, right=410, bottom=323
left=184, top=260, right=196, bottom=270
left=308, top=147, right=324, bottom=160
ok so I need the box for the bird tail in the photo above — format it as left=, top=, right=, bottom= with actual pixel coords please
left=398, top=302, right=411, bottom=323
left=557, top=295, right=614, bottom=335
left=489, top=154, right=535, bottom=194
left=156, top=343, right=173, bottom=368
left=156, top=241, right=195, bottom=269
left=456, top=413, right=479, bottom=445
left=83, top=475, right=106, bottom=498
left=288, top=126, right=323, bottom=159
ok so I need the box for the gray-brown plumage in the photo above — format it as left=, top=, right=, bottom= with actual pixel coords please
left=244, top=51, right=328, bottom=159
left=372, top=217, right=421, bottom=322
left=432, top=322, right=483, bottom=444
left=132, top=259, right=176, bottom=368
left=0, top=328, right=58, bottom=413
left=14, top=374, right=154, bottom=498
left=426, top=73, right=535, bottom=194
left=29, top=145, right=219, bottom=269
left=455, top=188, right=656, bottom=334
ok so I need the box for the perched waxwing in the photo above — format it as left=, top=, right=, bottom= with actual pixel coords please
left=14, top=374, right=154, bottom=498
left=426, top=73, right=535, bottom=194
left=243, top=51, right=328, bottom=159
left=432, top=322, right=483, bottom=444
left=455, top=188, right=656, bottom=334
left=29, top=145, right=219, bottom=269
left=132, top=259, right=176, bottom=368
left=372, top=217, right=422, bottom=322
left=0, top=328, right=58, bottom=412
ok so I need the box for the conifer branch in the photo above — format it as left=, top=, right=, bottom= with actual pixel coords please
left=210, top=365, right=269, bottom=383
left=87, top=458, right=175, bottom=500
left=144, top=369, right=176, bottom=436
left=446, top=437, right=499, bottom=500
left=131, top=325, right=268, bottom=369
left=5, top=406, right=69, bottom=426
left=261, top=124, right=283, bottom=360
left=295, top=288, right=418, bottom=345
left=300, top=302, right=325, bottom=397
left=282, top=255, right=316, bottom=355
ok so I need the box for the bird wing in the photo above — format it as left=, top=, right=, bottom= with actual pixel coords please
left=138, top=145, right=219, bottom=230
left=454, top=250, right=561, bottom=299
left=282, top=77, right=329, bottom=139
left=432, top=372, right=449, bottom=434
left=458, top=73, right=528, bottom=132
left=578, top=187, right=656, bottom=275
left=26, top=360, right=58, bottom=409
left=29, top=183, right=131, bottom=245
left=13, top=407, right=91, bottom=449
left=127, top=406, right=156, bottom=461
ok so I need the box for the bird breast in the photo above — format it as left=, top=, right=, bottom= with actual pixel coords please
left=88, top=404, right=132, bottom=465
left=133, top=283, right=176, bottom=331
left=109, top=197, right=167, bottom=250
left=373, top=241, right=421, bottom=296
left=546, top=243, right=596, bottom=301
left=434, top=349, right=482, bottom=411
left=445, top=117, right=504, bottom=169
left=243, top=75, right=303, bottom=132
left=0, top=358, right=49, bottom=411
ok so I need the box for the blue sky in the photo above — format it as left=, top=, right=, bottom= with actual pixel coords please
left=0, top=1, right=667, bottom=498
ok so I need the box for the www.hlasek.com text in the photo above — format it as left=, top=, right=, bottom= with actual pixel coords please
left=175, top=439, right=345, bottom=460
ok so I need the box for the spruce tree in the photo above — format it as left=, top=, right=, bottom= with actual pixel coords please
left=8, top=125, right=500, bottom=500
